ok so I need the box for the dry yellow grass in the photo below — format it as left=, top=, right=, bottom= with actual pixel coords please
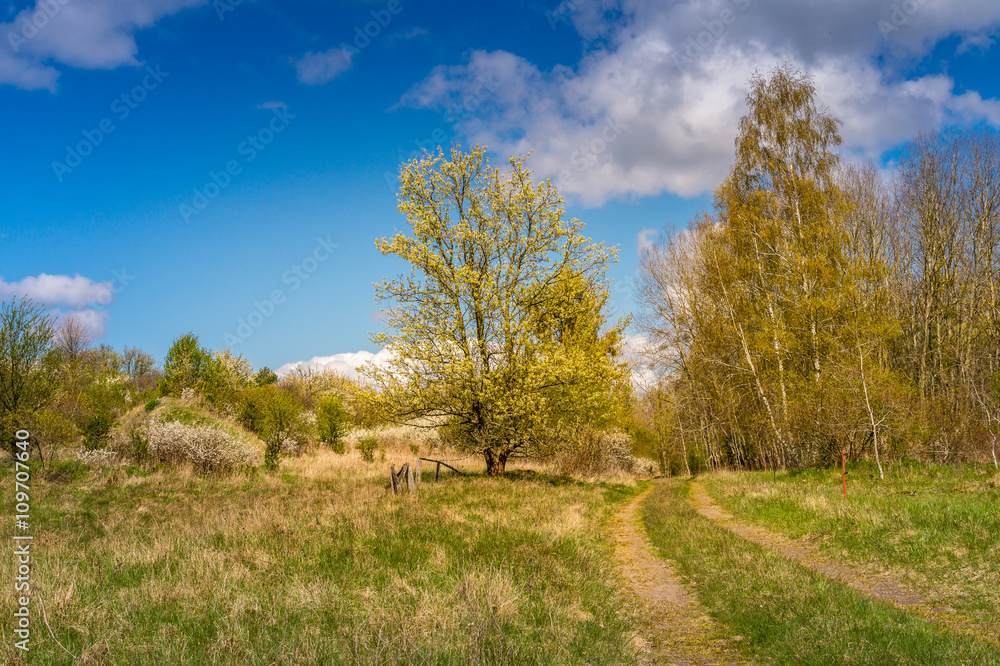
left=0, top=444, right=643, bottom=664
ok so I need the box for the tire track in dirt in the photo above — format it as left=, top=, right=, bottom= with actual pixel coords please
left=611, top=486, right=748, bottom=666
left=688, top=480, right=1000, bottom=646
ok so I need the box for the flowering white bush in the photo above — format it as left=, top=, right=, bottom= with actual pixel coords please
left=144, top=420, right=260, bottom=471
left=76, top=448, right=124, bottom=468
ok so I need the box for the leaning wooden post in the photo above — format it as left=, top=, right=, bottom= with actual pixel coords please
left=415, top=459, right=421, bottom=489
left=389, top=465, right=399, bottom=495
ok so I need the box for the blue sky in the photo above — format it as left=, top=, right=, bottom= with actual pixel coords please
left=3, top=0, right=1000, bottom=376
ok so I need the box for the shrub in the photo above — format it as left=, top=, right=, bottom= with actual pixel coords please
left=317, top=396, right=350, bottom=453
left=160, top=333, right=212, bottom=397
left=552, top=428, right=637, bottom=477
left=357, top=436, right=378, bottom=463
left=127, top=426, right=150, bottom=461
left=254, top=366, right=278, bottom=386
left=144, top=398, right=161, bottom=412
left=201, top=350, right=254, bottom=408
left=142, top=420, right=259, bottom=471
left=81, top=411, right=115, bottom=450
left=238, top=385, right=303, bottom=470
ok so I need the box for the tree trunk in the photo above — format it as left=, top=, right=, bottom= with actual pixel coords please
left=484, top=447, right=509, bottom=476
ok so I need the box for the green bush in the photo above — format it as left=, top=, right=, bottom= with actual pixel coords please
left=81, top=411, right=115, bottom=450
left=159, top=333, right=212, bottom=397
left=238, top=385, right=303, bottom=470
left=357, top=436, right=378, bottom=463
left=144, top=398, right=161, bottom=412
left=128, top=426, right=150, bottom=461
left=317, top=396, right=350, bottom=453
left=253, top=366, right=278, bottom=386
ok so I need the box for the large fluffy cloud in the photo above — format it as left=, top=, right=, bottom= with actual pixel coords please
left=0, top=0, right=204, bottom=90
left=402, top=0, right=1000, bottom=204
left=0, top=273, right=115, bottom=337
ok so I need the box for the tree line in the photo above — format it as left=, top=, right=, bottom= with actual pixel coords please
left=5, top=64, right=996, bottom=477
left=636, top=64, right=1000, bottom=474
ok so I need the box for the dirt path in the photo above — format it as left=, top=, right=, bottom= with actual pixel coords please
left=611, top=486, right=747, bottom=665
left=688, top=480, right=999, bottom=645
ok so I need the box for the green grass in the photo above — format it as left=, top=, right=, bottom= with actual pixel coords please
left=641, top=479, right=1000, bottom=665
left=703, top=462, right=1000, bottom=625
left=0, top=449, right=643, bottom=664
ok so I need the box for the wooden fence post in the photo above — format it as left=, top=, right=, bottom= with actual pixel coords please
left=842, top=451, right=847, bottom=500
left=415, top=459, right=421, bottom=488
left=389, top=465, right=399, bottom=495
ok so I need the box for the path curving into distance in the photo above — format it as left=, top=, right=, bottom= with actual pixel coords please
left=610, top=486, right=748, bottom=666
left=688, top=480, right=1000, bottom=646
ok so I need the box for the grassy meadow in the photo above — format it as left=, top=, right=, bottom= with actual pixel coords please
left=1, top=443, right=645, bottom=665
left=702, top=462, right=1000, bottom=634
left=641, top=478, right=1000, bottom=664
left=7, top=425, right=1000, bottom=666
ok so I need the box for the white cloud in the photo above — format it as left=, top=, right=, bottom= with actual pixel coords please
left=0, top=0, right=204, bottom=90
left=621, top=332, right=657, bottom=390
left=257, top=101, right=288, bottom=110
left=0, top=273, right=116, bottom=338
left=0, top=273, right=114, bottom=309
left=636, top=228, right=656, bottom=253
left=295, top=47, right=355, bottom=85
left=403, top=0, right=1000, bottom=204
left=54, top=308, right=111, bottom=339
left=277, top=349, right=393, bottom=381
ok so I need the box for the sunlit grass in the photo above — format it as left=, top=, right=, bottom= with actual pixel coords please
left=641, top=479, right=1000, bottom=664
left=0, top=445, right=643, bottom=664
left=703, top=462, right=1000, bottom=627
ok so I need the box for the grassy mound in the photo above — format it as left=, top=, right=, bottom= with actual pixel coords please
left=109, top=396, right=264, bottom=471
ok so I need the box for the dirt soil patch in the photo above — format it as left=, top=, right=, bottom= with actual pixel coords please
left=611, top=485, right=748, bottom=665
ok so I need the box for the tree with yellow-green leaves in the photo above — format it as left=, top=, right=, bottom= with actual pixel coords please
left=709, top=63, right=853, bottom=463
left=638, top=64, right=908, bottom=471
left=367, top=146, right=631, bottom=475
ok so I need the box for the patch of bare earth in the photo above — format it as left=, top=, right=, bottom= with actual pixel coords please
left=689, top=480, right=1000, bottom=646
left=611, top=486, right=748, bottom=665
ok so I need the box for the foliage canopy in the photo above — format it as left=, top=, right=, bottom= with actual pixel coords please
left=367, top=146, right=631, bottom=475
